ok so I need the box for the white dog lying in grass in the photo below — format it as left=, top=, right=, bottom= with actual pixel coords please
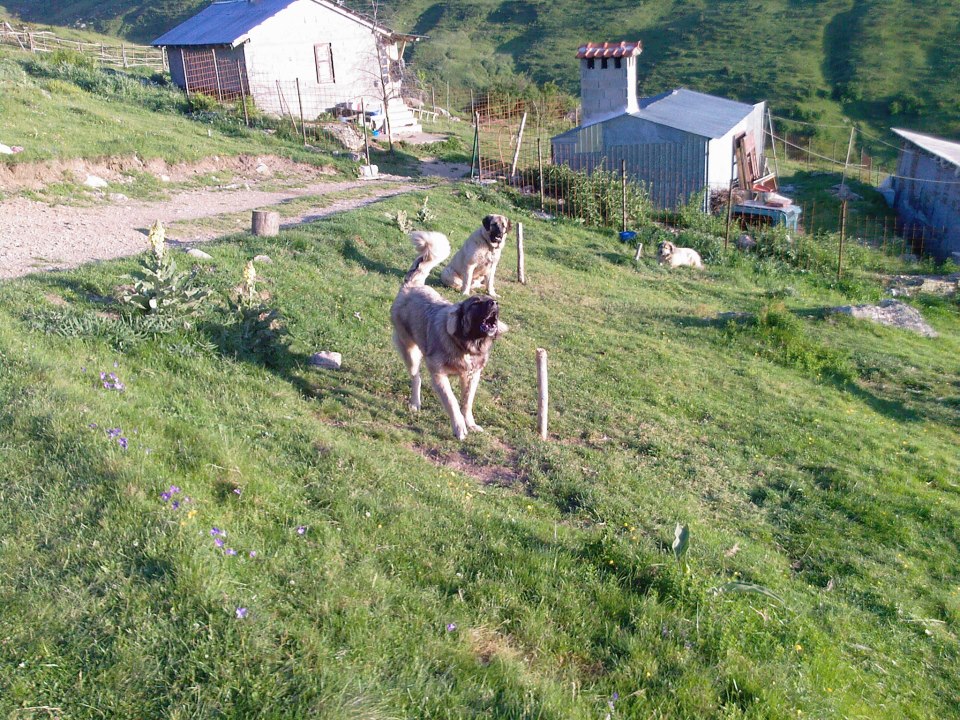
left=657, top=241, right=703, bottom=269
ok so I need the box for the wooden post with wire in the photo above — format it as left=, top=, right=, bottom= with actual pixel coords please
left=295, top=78, right=307, bottom=145
left=361, top=98, right=371, bottom=167
left=724, top=178, right=734, bottom=250
left=536, top=348, right=548, bottom=441
left=537, top=138, right=545, bottom=212
left=837, top=199, right=847, bottom=280
left=516, top=222, right=526, bottom=285
left=510, top=112, right=527, bottom=178
left=621, top=159, right=628, bottom=233
left=237, top=60, right=249, bottom=127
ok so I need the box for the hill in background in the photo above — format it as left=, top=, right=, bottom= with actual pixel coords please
left=4, top=0, right=960, bottom=152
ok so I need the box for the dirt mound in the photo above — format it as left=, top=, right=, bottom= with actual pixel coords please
left=0, top=154, right=335, bottom=192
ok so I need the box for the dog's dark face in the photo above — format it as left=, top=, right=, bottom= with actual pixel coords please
left=455, top=295, right=501, bottom=341
left=481, top=214, right=511, bottom=248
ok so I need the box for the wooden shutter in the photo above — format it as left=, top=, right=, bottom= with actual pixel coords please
left=314, top=43, right=335, bottom=84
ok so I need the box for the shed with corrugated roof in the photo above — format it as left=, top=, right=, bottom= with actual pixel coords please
left=552, top=41, right=767, bottom=209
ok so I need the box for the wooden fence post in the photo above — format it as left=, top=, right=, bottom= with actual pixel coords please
left=837, top=199, right=847, bottom=280
left=537, top=138, right=546, bottom=212
left=621, top=158, right=628, bottom=232
left=252, top=210, right=280, bottom=237
left=238, top=60, right=249, bottom=127
left=211, top=48, right=223, bottom=102
left=510, top=111, right=527, bottom=178
left=296, top=78, right=307, bottom=145
left=516, top=222, right=526, bottom=285
left=724, top=178, right=734, bottom=250
left=536, top=348, right=548, bottom=441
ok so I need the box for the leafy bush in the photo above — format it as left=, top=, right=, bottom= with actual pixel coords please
left=541, top=164, right=652, bottom=229
left=187, top=92, right=219, bottom=113
left=120, top=221, right=212, bottom=323
left=217, top=261, right=289, bottom=364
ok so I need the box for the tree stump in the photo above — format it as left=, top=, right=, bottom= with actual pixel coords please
left=251, top=210, right=280, bottom=237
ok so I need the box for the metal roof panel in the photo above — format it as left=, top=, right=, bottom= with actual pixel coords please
left=892, top=128, right=960, bottom=168
left=630, top=88, right=758, bottom=139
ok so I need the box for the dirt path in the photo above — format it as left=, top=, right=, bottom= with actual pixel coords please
left=0, top=173, right=428, bottom=279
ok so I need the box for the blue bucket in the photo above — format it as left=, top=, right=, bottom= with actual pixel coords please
left=619, top=230, right=637, bottom=243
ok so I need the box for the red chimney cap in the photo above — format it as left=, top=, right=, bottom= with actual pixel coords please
left=576, top=41, right=643, bottom=59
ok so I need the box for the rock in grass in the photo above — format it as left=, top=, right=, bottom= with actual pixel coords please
left=253, top=255, right=273, bottom=264
left=831, top=299, right=937, bottom=338
left=185, top=248, right=213, bottom=260
left=308, top=351, right=342, bottom=370
left=84, top=174, right=109, bottom=189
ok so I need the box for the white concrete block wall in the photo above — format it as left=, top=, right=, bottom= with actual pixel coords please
left=580, top=56, right=638, bottom=124
left=244, top=0, right=402, bottom=119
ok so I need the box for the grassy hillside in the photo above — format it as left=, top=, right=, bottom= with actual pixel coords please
left=0, top=182, right=958, bottom=717
left=4, top=1, right=960, bottom=155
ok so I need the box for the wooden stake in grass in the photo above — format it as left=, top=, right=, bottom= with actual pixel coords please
left=516, top=222, right=526, bottom=285
left=252, top=210, right=280, bottom=237
left=536, top=348, right=548, bottom=440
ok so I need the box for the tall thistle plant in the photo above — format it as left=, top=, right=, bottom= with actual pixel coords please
left=122, top=221, right=211, bottom=322
left=223, top=260, right=288, bottom=362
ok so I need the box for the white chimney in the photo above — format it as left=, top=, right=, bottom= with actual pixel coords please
left=577, top=41, right=642, bottom=125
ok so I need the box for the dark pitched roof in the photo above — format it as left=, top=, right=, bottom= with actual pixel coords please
left=152, top=0, right=416, bottom=48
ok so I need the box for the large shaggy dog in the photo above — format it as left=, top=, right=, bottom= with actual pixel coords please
left=440, top=214, right=511, bottom=298
left=657, top=240, right=704, bottom=269
left=391, top=231, right=508, bottom=440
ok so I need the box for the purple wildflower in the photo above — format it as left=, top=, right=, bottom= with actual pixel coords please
left=171, top=500, right=181, bottom=510
left=88, top=423, right=98, bottom=429
left=117, top=437, right=128, bottom=450
left=296, top=526, right=307, bottom=535
left=169, top=485, right=181, bottom=494
left=233, top=488, right=242, bottom=496
left=446, top=623, right=457, bottom=632
left=235, top=607, right=248, bottom=619
left=100, top=372, right=107, bottom=381
left=161, top=492, right=171, bottom=502
left=225, top=548, right=237, bottom=556
left=107, top=427, right=121, bottom=438
left=210, top=527, right=223, bottom=536
left=214, top=537, right=225, bottom=548
left=249, top=551, right=257, bottom=558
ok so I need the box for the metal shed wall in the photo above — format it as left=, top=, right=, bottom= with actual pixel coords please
left=553, top=114, right=707, bottom=209
left=893, top=140, right=960, bottom=260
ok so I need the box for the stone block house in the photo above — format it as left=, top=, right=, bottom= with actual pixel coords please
left=152, top=0, right=422, bottom=135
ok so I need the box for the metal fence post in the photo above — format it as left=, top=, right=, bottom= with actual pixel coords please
left=837, top=199, right=847, bottom=280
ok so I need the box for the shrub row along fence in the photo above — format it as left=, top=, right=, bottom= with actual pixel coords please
left=0, top=24, right=167, bottom=70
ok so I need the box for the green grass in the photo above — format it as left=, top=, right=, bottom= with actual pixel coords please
left=7, top=1, right=960, bottom=163
left=1, top=185, right=958, bottom=718
left=0, top=47, right=353, bottom=171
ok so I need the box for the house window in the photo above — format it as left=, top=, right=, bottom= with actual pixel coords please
left=314, top=43, right=335, bottom=84
left=614, top=57, right=622, bottom=69
left=601, top=58, right=608, bottom=69
left=587, top=58, right=595, bottom=69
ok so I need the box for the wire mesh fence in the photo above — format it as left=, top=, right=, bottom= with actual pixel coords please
left=0, top=27, right=166, bottom=70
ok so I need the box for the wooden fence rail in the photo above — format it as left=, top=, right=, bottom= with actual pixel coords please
left=0, top=26, right=166, bottom=70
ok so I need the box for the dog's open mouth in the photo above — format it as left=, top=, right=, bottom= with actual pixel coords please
left=480, top=315, right=499, bottom=335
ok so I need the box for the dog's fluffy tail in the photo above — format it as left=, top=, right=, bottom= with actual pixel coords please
left=403, top=231, right=451, bottom=287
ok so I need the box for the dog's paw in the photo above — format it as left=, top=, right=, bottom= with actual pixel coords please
left=466, top=422, right=484, bottom=433
left=408, top=402, right=420, bottom=412
left=453, top=424, right=469, bottom=441
left=488, top=291, right=499, bottom=299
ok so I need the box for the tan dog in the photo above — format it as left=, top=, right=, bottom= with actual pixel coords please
left=392, top=231, right=508, bottom=440
left=441, top=214, right=511, bottom=298
left=657, top=241, right=703, bottom=269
